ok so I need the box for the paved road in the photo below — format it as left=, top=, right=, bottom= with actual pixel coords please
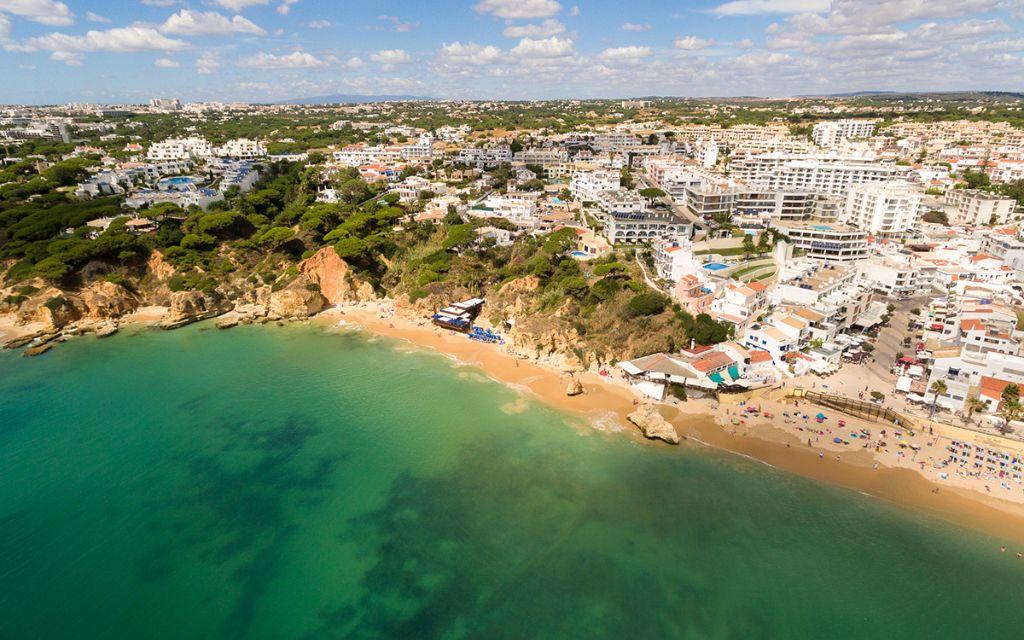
left=864, top=295, right=929, bottom=382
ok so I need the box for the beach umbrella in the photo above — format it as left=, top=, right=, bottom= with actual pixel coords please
left=833, top=437, right=843, bottom=444
left=817, top=412, right=826, bottom=419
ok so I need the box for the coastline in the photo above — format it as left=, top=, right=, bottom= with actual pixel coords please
left=322, top=300, right=1024, bottom=543
left=7, top=299, right=1024, bottom=542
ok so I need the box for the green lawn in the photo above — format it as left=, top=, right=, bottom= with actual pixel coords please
left=730, top=261, right=773, bottom=278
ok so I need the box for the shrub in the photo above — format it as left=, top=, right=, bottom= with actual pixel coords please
left=628, top=292, right=668, bottom=316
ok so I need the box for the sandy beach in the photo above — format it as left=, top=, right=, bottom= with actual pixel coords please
left=323, top=299, right=1024, bottom=543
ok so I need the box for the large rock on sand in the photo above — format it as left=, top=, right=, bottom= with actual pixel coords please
left=268, top=282, right=325, bottom=319
left=299, top=247, right=375, bottom=305
left=628, top=404, right=680, bottom=445
left=160, top=291, right=230, bottom=329
left=566, top=378, right=583, bottom=396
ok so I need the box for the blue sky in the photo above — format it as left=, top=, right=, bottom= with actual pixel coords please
left=1, top=0, right=1024, bottom=104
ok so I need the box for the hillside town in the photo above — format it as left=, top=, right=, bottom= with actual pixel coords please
left=7, top=95, right=1024, bottom=491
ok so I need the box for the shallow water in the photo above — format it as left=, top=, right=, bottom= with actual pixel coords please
left=0, top=323, right=1022, bottom=639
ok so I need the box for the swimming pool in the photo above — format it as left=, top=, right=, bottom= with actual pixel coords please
left=163, top=176, right=195, bottom=185
left=703, top=262, right=729, bottom=271
left=570, top=250, right=592, bottom=259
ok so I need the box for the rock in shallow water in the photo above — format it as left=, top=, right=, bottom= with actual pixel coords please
left=627, top=404, right=680, bottom=445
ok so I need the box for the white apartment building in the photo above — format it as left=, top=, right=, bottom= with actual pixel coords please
left=457, top=145, right=512, bottom=168
left=514, top=147, right=569, bottom=167
left=333, top=144, right=403, bottom=166
left=812, top=120, right=877, bottom=148
left=570, top=169, right=620, bottom=202
left=400, top=136, right=435, bottom=161
left=695, top=139, right=719, bottom=168
left=596, top=188, right=647, bottom=214
left=770, top=260, right=874, bottom=338
left=771, top=220, right=868, bottom=262
left=729, top=152, right=903, bottom=198
left=945, top=189, right=1017, bottom=226
left=219, top=138, right=266, bottom=159
left=856, top=254, right=923, bottom=298
left=592, top=132, right=639, bottom=153
left=473, top=192, right=539, bottom=224
left=147, top=137, right=214, bottom=161
left=839, top=180, right=922, bottom=237
left=652, top=236, right=700, bottom=282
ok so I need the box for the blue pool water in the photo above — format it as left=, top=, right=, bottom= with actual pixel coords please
left=570, top=250, right=591, bottom=258
left=703, top=262, right=729, bottom=271
left=164, top=176, right=194, bottom=185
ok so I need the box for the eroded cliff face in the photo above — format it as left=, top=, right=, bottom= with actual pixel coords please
left=299, top=247, right=375, bottom=305
left=9, top=281, right=141, bottom=332
left=160, top=290, right=232, bottom=329
left=267, top=282, right=325, bottom=319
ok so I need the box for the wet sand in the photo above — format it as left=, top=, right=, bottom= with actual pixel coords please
left=325, top=302, right=1024, bottom=543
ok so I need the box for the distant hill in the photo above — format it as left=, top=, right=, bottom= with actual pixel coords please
left=277, top=94, right=432, bottom=105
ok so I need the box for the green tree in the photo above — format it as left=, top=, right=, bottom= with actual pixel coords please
left=965, top=395, right=986, bottom=424
left=742, top=234, right=755, bottom=259
left=628, top=292, right=668, bottom=316
left=929, top=379, right=947, bottom=418
left=1000, top=383, right=1021, bottom=434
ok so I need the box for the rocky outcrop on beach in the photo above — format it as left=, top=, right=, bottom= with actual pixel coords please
left=23, top=343, right=53, bottom=357
left=159, top=290, right=231, bottom=330
left=566, top=378, right=583, bottom=396
left=299, top=248, right=375, bottom=305
left=15, top=288, right=82, bottom=331
left=628, top=404, right=680, bottom=445
left=94, top=322, right=118, bottom=338
left=268, top=281, right=325, bottom=319
left=78, top=281, right=140, bottom=319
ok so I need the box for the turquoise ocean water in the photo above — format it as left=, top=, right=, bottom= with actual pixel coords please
left=0, top=323, right=1022, bottom=639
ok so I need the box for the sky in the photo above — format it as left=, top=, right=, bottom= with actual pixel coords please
left=2, top=0, right=1024, bottom=104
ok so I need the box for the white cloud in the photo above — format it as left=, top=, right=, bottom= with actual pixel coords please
left=620, top=22, right=651, bottom=32
left=569, top=5, right=579, bottom=16
left=50, top=50, right=81, bottom=65
left=438, top=41, right=503, bottom=65
left=503, top=19, right=564, bottom=38
left=710, top=0, right=828, bottom=15
left=85, top=12, right=110, bottom=23
left=307, top=19, right=330, bottom=29
left=474, top=0, right=561, bottom=20
left=510, top=36, right=573, bottom=58
left=161, top=10, right=266, bottom=36
left=734, top=38, right=754, bottom=49
left=195, top=51, right=221, bottom=74
left=674, top=35, right=714, bottom=50
left=371, top=48, right=411, bottom=65
left=376, top=15, right=416, bottom=32
left=599, top=45, right=653, bottom=63
left=344, top=56, right=364, bottom=68
left=277, top=0, right=299, bottom=15
left=8, top=26, right=189, bottom=54
left=238, top=50, right=331, bottom=68
left=211, top=0, right=269, bottom=11
left=154, top=57, right=180, bottom=67
left=0, top=0, right=74, bottom=26
left=0, top=13, right=9, bottom=41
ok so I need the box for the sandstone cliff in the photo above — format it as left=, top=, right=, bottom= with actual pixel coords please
left=299, top=247, right=375, bottom=305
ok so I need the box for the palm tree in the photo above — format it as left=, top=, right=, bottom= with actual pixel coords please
left=965, top=395, right=986, bottom=424
left=929, top=379, right=948, bottom=418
